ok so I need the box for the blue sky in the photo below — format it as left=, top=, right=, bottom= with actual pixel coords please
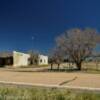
left=0, top=0, right=100, bottom=54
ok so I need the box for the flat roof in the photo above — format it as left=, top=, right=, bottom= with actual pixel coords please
left=0, top=51, right=29, bottom=58
left=0, top=52, right=13, bottom=58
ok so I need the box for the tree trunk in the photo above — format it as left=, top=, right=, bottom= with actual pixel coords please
left=57, top=63, right=60, bottom=70
left=76, top=62, right=82, bottom=70
left=96, top=61, right=99, bottom=71
left=51, top=63, right=53, bottom=70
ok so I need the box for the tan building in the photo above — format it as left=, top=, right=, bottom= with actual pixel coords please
left=0, top=51, right=30, bottom=67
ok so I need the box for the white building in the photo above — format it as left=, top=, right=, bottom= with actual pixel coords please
left=0, top=51, right=30, bottom=67
left=0, top=51, right=48, bottom=67
left=38, top=55, right=48, bottom=65
left=13, top=51, right=30, bottom=67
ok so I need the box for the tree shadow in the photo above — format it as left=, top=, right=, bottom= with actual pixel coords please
left=48, top=67, right=79, bottom=73
left=59, top=76, right=78, bottom=86
left=3, top=66, right=80, bottom=73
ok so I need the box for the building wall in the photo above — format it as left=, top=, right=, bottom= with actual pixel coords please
left=38, top=55, right=48, bottom=65
left=0, top=57, right=13, bottom=67
left=13, top=51, right=30, bottom=67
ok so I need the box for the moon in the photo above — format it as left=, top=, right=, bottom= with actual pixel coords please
left=31, top=36, right=35, bottom=40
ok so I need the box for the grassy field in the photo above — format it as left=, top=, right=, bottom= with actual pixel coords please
left=0, top=86, right=100, bottom=100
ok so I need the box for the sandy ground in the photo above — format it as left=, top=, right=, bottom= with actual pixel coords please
left=0, top=68, right=100, bottom=88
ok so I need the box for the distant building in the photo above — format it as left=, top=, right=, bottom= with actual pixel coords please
left=13, top=51, right=30, bottom=67
left=38, top=55, right=48, bottom=65
left=0, top=51, right=30, bottom=67
left=0, top=51, right=48, bottom=67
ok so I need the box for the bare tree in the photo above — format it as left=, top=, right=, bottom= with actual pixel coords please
left=28, top=50, right=39, bottom=65
left=49, top=47, right=64, bottom=70
left=48, top=56, right=55, bottom=70
left=56, top=28, right=100, bottom=70
left=53, top=47, right=64, bottom=70
left=92, top=51, right=100, bottom=70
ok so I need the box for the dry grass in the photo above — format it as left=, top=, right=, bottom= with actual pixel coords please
left=0, top=85, right=100, bottom=100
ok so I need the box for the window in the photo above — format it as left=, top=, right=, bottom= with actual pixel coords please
left=40, top=59, right=42, bottom=63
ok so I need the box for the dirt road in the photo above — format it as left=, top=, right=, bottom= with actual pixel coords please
left=0, top=68, right=100, bottom=88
